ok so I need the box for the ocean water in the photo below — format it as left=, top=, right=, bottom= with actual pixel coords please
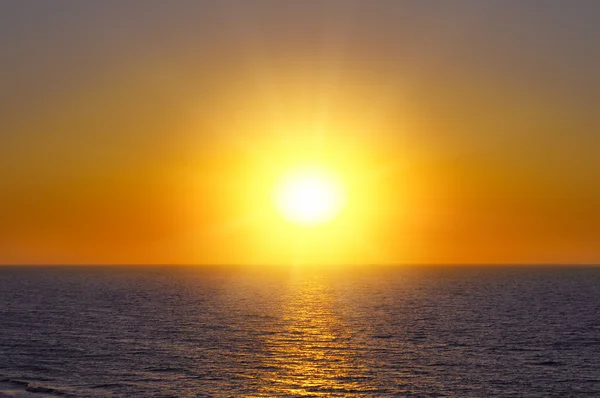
left=1, top=266, right=599, bottom=397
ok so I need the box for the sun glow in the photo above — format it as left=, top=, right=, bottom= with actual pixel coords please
left=273, top=167, right=346, bottom=227
left=180, top=62, right=420, bottom=266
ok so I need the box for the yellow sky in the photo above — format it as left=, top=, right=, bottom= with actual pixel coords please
left=1, top=2, right=599, bottom=265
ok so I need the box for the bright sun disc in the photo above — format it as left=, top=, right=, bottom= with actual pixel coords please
left=273, top=168, right=346, bottom=227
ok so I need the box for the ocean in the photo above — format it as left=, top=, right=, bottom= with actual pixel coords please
left=1, top=266, right=599, bottom=397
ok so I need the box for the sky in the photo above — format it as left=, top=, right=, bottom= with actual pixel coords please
left=1, top=0, right=599, bottom=265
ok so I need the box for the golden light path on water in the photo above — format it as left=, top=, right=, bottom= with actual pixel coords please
left=256, top=275, right=376, bottom=396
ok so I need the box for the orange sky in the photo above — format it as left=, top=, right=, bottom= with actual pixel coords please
left=1, top=1, right=599, bottom=265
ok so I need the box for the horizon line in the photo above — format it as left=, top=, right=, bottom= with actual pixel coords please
left=0, top=263, right=598, bottom=268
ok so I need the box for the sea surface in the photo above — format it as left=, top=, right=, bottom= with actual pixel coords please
left=1, top=265, right=599, bottom=397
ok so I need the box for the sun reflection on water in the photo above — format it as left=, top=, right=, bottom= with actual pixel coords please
left=256, top=275, right=375, bottom=396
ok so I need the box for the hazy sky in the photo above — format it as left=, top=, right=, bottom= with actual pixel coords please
left=1, top=1, right=599, bottom=265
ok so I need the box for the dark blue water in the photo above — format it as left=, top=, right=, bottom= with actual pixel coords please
left=1, top=266, right=599, bottom=397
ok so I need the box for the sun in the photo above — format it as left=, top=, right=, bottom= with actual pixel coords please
left=273, top=167, right=347, bottom=227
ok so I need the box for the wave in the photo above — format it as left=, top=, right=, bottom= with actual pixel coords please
left=0, top=378, right=68, bottom=396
